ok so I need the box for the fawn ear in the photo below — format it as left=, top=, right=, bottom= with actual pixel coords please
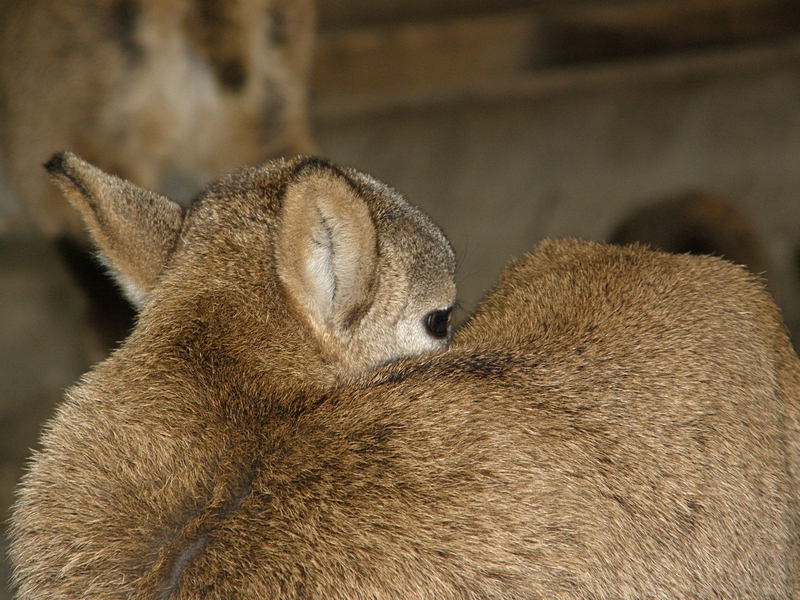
left=45, top=152, right=184, bottom=307
left=276, top=165, right=378, bottom=344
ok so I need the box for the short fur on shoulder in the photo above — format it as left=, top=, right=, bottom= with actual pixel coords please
left=9, top=158, right=800, bottom=597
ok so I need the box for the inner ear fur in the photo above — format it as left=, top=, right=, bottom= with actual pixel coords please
left=45, top=152, right=184, bottom=307
left=276, top=166, right=378, bottom=345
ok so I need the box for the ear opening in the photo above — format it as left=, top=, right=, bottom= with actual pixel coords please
left=45, top=152, right=184, bottom=306
left=276, top=165, right=378, bottom=345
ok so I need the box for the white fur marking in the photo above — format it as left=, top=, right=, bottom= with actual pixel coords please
left=306, top=213, right=335, bottom=318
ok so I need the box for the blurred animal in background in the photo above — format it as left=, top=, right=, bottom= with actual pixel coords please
left=0, top=0, right=316, bottom=351
left=611, top=191, right=772, bottom=278
left=9, top=154, right=799, bottom=598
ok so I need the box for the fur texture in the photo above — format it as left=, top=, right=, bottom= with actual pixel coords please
left=9, top=157, right=800, bottom=598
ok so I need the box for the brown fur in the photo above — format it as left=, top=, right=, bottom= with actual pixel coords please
left=0, top=0, right=315, bottom=240
left=9, top=156, right=800, bottom=598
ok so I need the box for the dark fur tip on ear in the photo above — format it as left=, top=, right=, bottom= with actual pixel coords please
left=44, top=152, right=69, bottom=176
left=289, top=156, right=338, bottom=178
left=43, top=151, right=94, bottom=206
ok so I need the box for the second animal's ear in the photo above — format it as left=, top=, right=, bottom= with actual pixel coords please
left=276, top=166, right=377, bottom=345
left=45, top=152, right=184, bottom=307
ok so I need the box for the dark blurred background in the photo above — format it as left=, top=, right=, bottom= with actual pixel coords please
left=3, top=0, right=800, bottom=596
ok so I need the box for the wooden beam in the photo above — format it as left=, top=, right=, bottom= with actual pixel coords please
left=540, top=0, right=800, bottom=65
left=313, top=12, right=538, bottom=97
left=311, top=1, right=800, bottom=117
left=312, top=36, right=800, bottom=119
